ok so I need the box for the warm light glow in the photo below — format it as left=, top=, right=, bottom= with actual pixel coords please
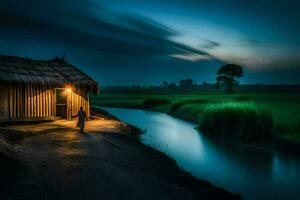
left=66, top=88, right=72, bottom=92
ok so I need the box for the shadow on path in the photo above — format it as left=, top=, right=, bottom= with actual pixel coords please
left=0, top=120, right=239, bottom=200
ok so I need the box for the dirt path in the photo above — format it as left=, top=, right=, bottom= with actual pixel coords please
left=0, top=119, right=239, bottom=200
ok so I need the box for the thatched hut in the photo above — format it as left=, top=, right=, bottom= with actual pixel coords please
left=0, top=55, right=99, bottom=122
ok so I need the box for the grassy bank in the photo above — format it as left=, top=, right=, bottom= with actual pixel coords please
left=91, top=90, right=300, bottom=153
left=200, top=102, right=273, bottom=142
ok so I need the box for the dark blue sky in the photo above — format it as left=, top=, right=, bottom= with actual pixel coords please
left=0, top=0, right=299, bottom=85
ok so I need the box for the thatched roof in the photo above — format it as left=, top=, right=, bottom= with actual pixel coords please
left=0, top=55, right=99, bottom=93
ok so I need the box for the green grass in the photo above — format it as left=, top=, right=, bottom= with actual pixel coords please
left=200, top=102, right=273, bottom=142
left=91, top=90, right=300, bottom=144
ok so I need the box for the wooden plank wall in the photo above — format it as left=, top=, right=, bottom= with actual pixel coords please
left=7, top=84, right=55, bottom=120
left=0, top=84, right=9, bottom=120
left=69, top=88, right=90, bottom=118
left=1, top=84, right=91, bottom=122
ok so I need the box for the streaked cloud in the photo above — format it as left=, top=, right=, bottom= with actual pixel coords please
left=0, top=0, right=210, bottom=58
left=0, top=0, right=299, bottom=84
left=171, top=53, right=211, bottom=62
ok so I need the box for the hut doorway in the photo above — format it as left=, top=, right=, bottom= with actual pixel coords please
left=55, top=89, right=67, bottom=119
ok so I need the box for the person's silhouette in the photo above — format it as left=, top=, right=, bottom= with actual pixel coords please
left=77, top=106, right=88, bottom=132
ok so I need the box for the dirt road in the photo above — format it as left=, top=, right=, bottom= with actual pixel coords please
left=0, top=119, right=239, bottom=200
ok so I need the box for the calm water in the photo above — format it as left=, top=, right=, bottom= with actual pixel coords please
left=104, top=107, right=300, bottom=200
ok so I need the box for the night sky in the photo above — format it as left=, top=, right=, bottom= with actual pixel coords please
left=0, top=0, right=299, bottom=85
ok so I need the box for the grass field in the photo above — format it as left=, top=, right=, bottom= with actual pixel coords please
left=91, top=90, right=300, bottom=144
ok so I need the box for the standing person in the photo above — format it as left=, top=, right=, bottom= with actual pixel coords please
left=77, top=106, right=88, bottom=132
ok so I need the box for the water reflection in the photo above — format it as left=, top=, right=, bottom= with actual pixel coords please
left=105, top=107, right=300, bottom=200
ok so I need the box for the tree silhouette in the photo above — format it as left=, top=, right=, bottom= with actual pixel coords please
left=167, top=83, right=177, bottom=89
left=179, top=78, right=194, bottom=88
left=162, top=81, right=169, bottom=88
left=216, top=64, right=243, bottom=93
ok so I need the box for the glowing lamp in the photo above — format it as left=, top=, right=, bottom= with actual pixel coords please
left=66, top=88, right=72, bottom=92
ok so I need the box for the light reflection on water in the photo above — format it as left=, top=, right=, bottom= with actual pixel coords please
left=105, top=107, right=300, bottom=200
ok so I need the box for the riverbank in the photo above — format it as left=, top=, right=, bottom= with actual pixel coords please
left=91, top=90, right=300, bottom=155
left=0, top=114, right=239, bottom=199
left=104, top=107, right=300, bottom=200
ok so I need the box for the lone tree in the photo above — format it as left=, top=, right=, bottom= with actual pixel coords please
left=216, top=64, right=243, bottom=93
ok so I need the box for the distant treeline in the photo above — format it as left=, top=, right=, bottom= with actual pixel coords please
left=103, top=79, right=300, bottom=92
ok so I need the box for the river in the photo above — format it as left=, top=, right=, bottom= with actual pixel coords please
left=104, top=107, right=300, bottom=200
